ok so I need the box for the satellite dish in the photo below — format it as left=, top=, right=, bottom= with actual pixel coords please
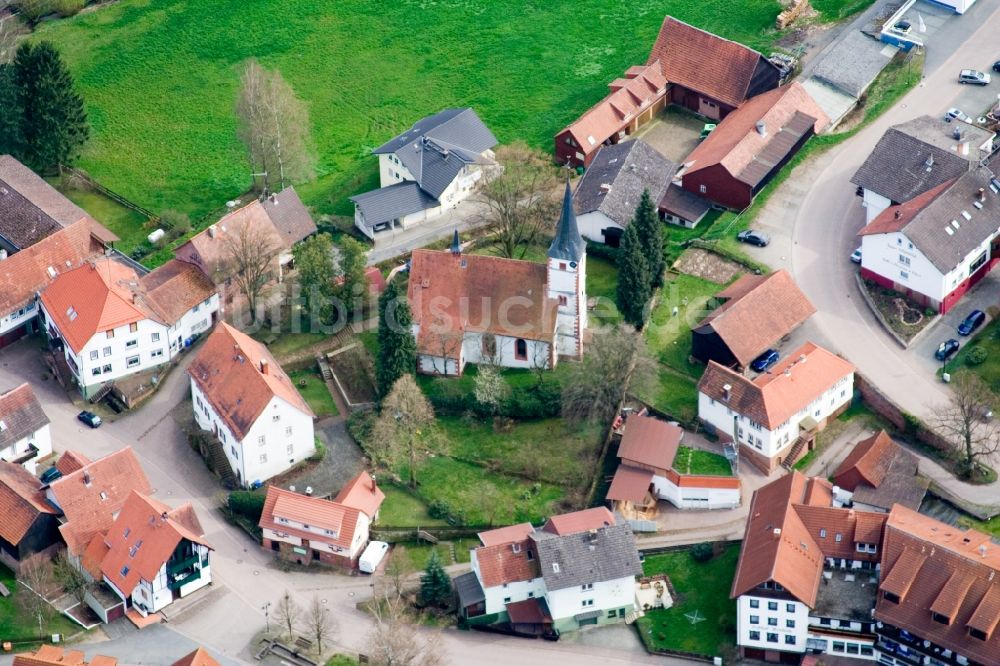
left=569, top=261, right=578, bottom=268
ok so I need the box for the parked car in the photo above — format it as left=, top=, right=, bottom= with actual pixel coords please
left=737, top=229, right=770, bottom=247
left=77, top=411, right=102, bottom=428
left=850, top=248, right=862, bottom=264
left=935, top=339, right=960, bottom=361
left=959, top=69, right=991, bottom=85
left=958, top=310, right=986, bottom=336
left=39, top=466, right=62, bottom=484
left=994, top=60, right=1000, bottom=73
left=750, top=349, right=780, bottom=372
left=945, top=107, right=972, bottom=123
left=891, top=20, right=912, bottom=35
left=699, top=123, right=717, bottom=140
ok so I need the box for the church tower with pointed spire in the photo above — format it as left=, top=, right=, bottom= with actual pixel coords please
left=547, top=180, right=587, bottom=359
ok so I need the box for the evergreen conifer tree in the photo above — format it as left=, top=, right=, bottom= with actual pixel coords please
left=632, top=189, right=665, bottom=288
left=616, top=222, right=652, bottom=329
left=375, top=281, right=416, bottom=398
left=419, top=550, right=452, bottom=608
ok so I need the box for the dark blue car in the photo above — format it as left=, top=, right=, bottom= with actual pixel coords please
left=935, top=339, right=960, bottom=361
left=958, top=310, right=986, bottom=336
left=750, top=349, right=780, bottom=372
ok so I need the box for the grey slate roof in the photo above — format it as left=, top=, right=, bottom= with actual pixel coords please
left=454, top=571, right=486, bottom=608
left=0, top=155, right=94, bottom=250
left=574, top=140, right=675, bottom=228
left=372, top=108, right=497, bottom=200
left=851, top=116, right=989, bottom=204
left=548, top=181, right=586, bottom=262
left=261, top=187, right=317, bottom=246
left=659, top=183, right=712, bottom=223
left=811, top=30, right=893, bottom=98
left=531, top=523, right=642, bottom=591
left=851, top=447, right=928, bottom=512
left=349, top=182, right=437, bottom=227
left=897, top=167, right=1000, bottom=273
left=0, top=383, right=49, bottom=453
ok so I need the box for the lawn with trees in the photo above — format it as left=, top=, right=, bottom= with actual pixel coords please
left=28, top=0, right=839, bottom=221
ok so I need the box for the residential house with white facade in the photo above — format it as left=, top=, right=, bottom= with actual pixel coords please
left=350, top=108, right=498, bottom=240
left=407, top=183, right=586, bottom=375
left=258, top=471, right=385, bottom=568
left=858, top=165, right=1000, bottom=314
left=697, top=341, right=855, bottom=473
left=852, top=116, right=994, bottom=224
left=455, top=508, right=643, bottom=636
left=731, top=471, right=886, bottom=663
left=188, top=322, right=314, bottom=488
left=0, top=383, right=51, bottom=474
left=39, top=257, right=219, bottom=399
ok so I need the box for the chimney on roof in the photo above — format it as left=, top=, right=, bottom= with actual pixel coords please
left=83, top=471, right=91, bottom=487
left=773, top=528, right=781, bottom=539
left=756, top=121, right=767, bottom=137
left=259, top=359, right=269, bottom=375
left=722, top=384, right=731, bottom=402
left=979, top=187, right=987, bottom=202
left=371, top=473, right=378, bottom=494
left=160, top=511, right=168, bottom=521
left=925, top=155, right=934, bottom=172
left=981, top=544, right=988, bottom=557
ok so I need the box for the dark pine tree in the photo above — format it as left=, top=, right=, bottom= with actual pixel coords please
left=419, top=550, right=453, bottom=608
left=0, top=64, right=22, bottom=157
left=13, top=41, right=89, bottom=173
left=632, top=189, right=665, bottom=288
left=616, top=222, right=652, bottom=330
left=375, top=280, right=417, bottom=398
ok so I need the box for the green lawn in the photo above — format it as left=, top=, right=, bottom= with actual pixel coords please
left=417, top=361, right=567, bottom=407
left=944, top=319, right=1000, bottom=393
left=378, top=483, right=448, bottom=527
left=288, top=368, right=339, bottom=418
left=586, top=256, right=622, bottom=326
left=673, top=446, right=732, bottom=476
left=0, top=565, right=81, bottom=644
left=638, top=366, right=700, bottom=424
left=636, top=545, right=739, bottom=657
left=33, top=0, right=797, bottom=225
left=58, top=186, right=153, bottom=254
left=646, top=273, right=730, bottom=378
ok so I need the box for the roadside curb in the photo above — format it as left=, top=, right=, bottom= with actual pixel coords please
left=853, top=272, right=940, bottom=349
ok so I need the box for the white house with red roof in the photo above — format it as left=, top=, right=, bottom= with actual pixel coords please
left=258, top=471, right=384, bottom=568
left=697, top=341, right=855, bottom=474
left=188, top=323, right=314, bottom=488
left=39, top=257, right=218, bottom=399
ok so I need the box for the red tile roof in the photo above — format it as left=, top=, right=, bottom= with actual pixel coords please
left=858, top=179, right=954, bottom=237
left=0, top=461, right=56, bottom=546
left=618, top=413, right=682, bottom=470
left=259, top=485, right=364, bottom=552
left=48, top=447, right=152, bottom=555
left=12, top=646, right=112, bottom=666
left=55, top=450, right=91, bottom=476
left=475, top=539, right=541, bottom=587
left=188, top=323, right=313, bottom=441
left=682, top=83, right=828, bottom=185
left=559, top=63, right=668, bottom=159
left=542, top=507, right=616, bottom=536
left=81, top=532, right=110, bottom=579
left=506, top=597, right=551, bottom=624
left=407, top=250, right=558, bottom=358
left=695, top=270, right=816, bottom=367
left=647, top=16, right=775, bottom=108
left=100, top=491, right=211, bottom=597
left=833, top=430, right=896, bottom=490
left=333, top=471, right=385, bottom=521
left=698, top=341, right=854, bottom=430
left=477, top=523, right=534, bottom=547
left=876, top=505, right=1000, bottom=662
left=171, top=648, right=221, bottom=666
left=606, top=464, right=654, bottom=503
left=138, top=259, right=216, bottom=325
left=0, top=219, right=103, bottom=318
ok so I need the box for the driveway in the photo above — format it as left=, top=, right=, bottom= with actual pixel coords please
left=365, top=196, right=491, bottom=266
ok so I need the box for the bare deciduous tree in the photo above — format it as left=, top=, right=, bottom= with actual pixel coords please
left=369, top=375, right=436, bottom=489
left=933, top=373, right=1000, bottom=479
left=236, top=59, right=315, bottom=195
left=304, top=595, right=336, bottom=655
left=561, top=325, right=657, bottom=425
left=272, top=589, right=302, bottom=641
left=382, top=545, right=413, bottom=600
left=223, top=218, right=281, bottom=322
left=366, top=592, right=447, bottom=666
left=16, top=556, right=55, bottom=635
left=53, top=552, right=92, bottom=607
left=478, top=142, right=560, bottom=259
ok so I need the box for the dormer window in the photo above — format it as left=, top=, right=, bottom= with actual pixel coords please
left=933, top=612, right=950, bottom=625
left=970, top=628, right=988, bottom=641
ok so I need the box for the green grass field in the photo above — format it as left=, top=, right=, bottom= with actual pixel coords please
left=378, top=483, right=449, bottom=527
left=32, top=0, right=802, bottom=224
left=0, top=565, right=81, bottom=644
left=288, top=368, right=339, bottom=418
left=943, top=319, right=1000, bottom=392
left=673, top=446, right=733, bottom=476
left=636, top=545, right=739, bottom=657
left=647, top=273, right=728, bottom=378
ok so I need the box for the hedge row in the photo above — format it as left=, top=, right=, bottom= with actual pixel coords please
left=428, top=380, right=561, bottom=419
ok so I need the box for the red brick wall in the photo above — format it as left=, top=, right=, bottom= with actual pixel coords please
left=854, top=374, right=952, bottom=454
left=262, top=538, right=355, bottom=570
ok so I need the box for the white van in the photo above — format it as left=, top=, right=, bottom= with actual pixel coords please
left=358, top=541, right=390, bottom=574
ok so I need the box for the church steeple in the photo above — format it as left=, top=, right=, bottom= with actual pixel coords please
left=548, top=180, right=585, bottom=262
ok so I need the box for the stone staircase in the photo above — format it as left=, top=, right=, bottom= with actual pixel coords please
left=202, top=433, right=237, bottom=487
left=781, top=437, right=809, bottom=471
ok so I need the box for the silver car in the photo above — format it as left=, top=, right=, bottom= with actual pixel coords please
left=959, top=69, right=991, bottom=85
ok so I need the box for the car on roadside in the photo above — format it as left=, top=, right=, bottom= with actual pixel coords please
left=850, top=248, right=862, bottom=264
left=958, top=310, right=986, bottom=336
left=77, top=410, right=102, bottom=428
left=935, top=338, right=960, bottom=361
left=945, top=107, right=972, bottom=123
left=891, top=20, right=912, bottom=35
left=737, top=229, right=770, bottom=247
left=959, top=69, right=991, bottom=85
left=750, top=349, right=780, bottom=373
left=994, top=60, right=1000, bottom=73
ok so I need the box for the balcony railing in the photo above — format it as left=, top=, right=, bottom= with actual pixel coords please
left=167, top=567, right=201, bottom=591
left=166, top=553, right=199, bottom=575
left=11, top=444, right=39, bottom=465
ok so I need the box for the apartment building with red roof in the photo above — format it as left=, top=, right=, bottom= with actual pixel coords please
left=258, top=471, right=384, bottom=568
left=0, top=382, right=52, bottom=474
left=697, top=341, right=855, bottom=473
left=40, top=256, right=218, bottom=399
left=188, top=322, right=314, bottom=488
left=0, top=460, right=61, bottom=572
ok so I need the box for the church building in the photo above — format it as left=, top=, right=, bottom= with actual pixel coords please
left=406, top=182, right=587, bottom=375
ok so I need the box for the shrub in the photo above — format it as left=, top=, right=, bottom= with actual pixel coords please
left=925, top=307, right=937, bottom=317
left=53, top=0, right=84, bottom=17
left=159, top=209, right=192, bottom=235
left=428, top=499, right=451, bottom=520
left=228, top=491, right=265, bottom=522
left=584, top=240, right=619, bottom=265
left=690, top=542, right=714, bottom=563
left=308, top=437, right=326, bottom=462
left=966, top=347, right=988, bottom=367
